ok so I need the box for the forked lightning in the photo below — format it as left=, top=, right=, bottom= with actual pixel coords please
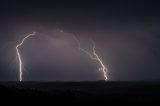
left=73, top=36, right=108, bottom=80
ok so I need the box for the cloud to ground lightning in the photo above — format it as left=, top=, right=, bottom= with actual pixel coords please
left=16, top=32, right=36, bottom=81
left=73, top=35, right=108, bottom=80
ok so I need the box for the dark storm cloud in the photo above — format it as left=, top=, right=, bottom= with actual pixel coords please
left=0, top=0, right=160, bottom=81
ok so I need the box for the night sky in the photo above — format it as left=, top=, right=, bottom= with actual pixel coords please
left=0, top=0, right=160, bottom=81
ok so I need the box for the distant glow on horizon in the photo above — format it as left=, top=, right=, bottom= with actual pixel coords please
left=73, top=36, right=108, bottom=80
left=16, top=32, right=36, bottom=81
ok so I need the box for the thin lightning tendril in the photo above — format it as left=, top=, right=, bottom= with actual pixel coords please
left=16, top=32, right=36, bottom=81
left=73, top=36, right=96, bottom=60
left=73, top=35, right=108, bottom=80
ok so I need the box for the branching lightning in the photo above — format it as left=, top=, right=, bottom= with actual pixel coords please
left=16, top=32, right=36, bottom=81
left=73, top=36, right=108, bottom=80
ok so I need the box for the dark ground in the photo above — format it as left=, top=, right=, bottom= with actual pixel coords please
left=0, top=81, right=160, bottom=105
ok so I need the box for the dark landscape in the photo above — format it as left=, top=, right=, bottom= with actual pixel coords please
left=0, top=81, right=160, bottom=104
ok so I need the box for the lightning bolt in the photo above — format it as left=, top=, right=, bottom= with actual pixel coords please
left=92, top=40, right=108, bottom=80
left=73, top=36, right=108, bottom=80
left=16, top=32, right=36, bottom=81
